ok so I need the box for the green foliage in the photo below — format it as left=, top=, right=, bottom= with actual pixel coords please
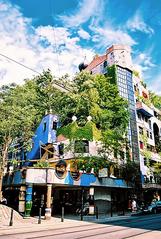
left=0, top=81, right=38, bottom=166
left=137, top=96, right=152, bottom=107
left=149, top=91, right=161, bottom=110
left=76, top=156, right=110, bottom=174
left=133, top=70, right=140, bottom=78
left=153, top=162, right=161, bottom=175
left=121, top=161, right=140, bottom=183
left=57, top=70, right=129, bottom=171
left=106, top=65, right=117, bottom=84
left=57, top=120, right=101, bottom=141
left=58, top=71, right=129, bottom=144
left=0, top=70, right=71, bottom=163
left=0, top=69, right=129, bottom=178
left=33, top=161, right=50, bottom=168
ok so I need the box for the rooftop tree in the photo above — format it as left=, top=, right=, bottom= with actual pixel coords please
left=57, top=71, right=130, bottom=173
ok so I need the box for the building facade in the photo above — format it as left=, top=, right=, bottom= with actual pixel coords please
left=85, top=44, right=161, bottom=202
left=3, top=112, right=131, bottom=218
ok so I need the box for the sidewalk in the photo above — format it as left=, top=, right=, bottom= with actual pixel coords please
left=0, top=211, right=141, bottom=236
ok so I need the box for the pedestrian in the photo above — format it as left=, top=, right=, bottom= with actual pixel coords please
left=132, top=199, right=137, bottom=212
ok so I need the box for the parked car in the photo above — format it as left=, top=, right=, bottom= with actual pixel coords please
left=143, top=201, right=161, bottom=214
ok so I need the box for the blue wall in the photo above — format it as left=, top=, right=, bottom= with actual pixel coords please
left=27, top=114, right=60, bottom=160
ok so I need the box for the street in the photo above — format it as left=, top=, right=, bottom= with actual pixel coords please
left=1, top=214, right=161, bottom=239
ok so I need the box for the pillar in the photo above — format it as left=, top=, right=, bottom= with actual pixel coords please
left=18, top=186, right=26, bottom=213
left=25, top=184, right=33, bottom=217
left=45, top=184, right=52, bottom=219
left=89, top=187, right=95, bottom=215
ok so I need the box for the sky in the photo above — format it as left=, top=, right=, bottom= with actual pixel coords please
left=0, top=0, right=161, bottom=94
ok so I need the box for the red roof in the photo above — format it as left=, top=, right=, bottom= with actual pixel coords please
left=86, top=55, right=107, bottom=71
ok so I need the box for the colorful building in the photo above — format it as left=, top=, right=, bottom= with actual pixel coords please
left=3, top=111, right=131, bottom=218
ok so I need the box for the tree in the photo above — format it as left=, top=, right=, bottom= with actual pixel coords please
left=0, top=70, right=71, bottom=199
left=57, top=71, right=130, bottom=173
left=0, top=81, right=38, bottom=200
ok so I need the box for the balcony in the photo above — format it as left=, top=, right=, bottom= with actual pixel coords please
left=136, top=101, right=153, bottom=118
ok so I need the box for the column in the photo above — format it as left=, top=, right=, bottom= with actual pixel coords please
left=18, top=186, right=26, bottom=213
left=89, top=187, right=95, bottom=215
left=25, top=184, right=33, bottom=217
left=45, top=184, right=52, bottom=219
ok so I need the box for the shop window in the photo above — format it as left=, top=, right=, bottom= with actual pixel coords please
left=43, top=122, right=47, bottom=132
left=74, top=140, right=89, bottom=153
left=52, top=121, right=57, bottom=130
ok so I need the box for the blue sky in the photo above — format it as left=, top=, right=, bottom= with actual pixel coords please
left=0, top=0, right=161, bottom=94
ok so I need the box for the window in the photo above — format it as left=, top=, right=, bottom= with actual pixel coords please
left=74, top=140, right=89, bottom=153
left=145, top=116, right=148, bottom=122
left=137, top=113, right=142, bottom=120
left=52, top=121, right=57, bottom=130
left=147, top=130, right=149, bottom=138
left=150, top=132, right=153, bottom=139
left=149, top=120, right=152, bottom=129
left=139, top=141, right=144, bottom=149
left=103, top=60, right=107, bottom=68
left=139, top=126, right=143, bottom=135
left=58, top=144, right=64, bottom=155
left=43, top=122, right=47, bottom=132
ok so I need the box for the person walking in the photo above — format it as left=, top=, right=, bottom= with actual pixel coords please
left=132, top=199, right=137, bottom=212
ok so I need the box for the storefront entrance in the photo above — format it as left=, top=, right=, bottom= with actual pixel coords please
left=52, top=187, right=89, bottom=216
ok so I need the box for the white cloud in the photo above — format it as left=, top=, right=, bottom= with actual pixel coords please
left=90, top=21, right=136, bottom=48
left=58, top=0, right=136, bottom=49
left=133, top=52, right=155, bottom=77
left=58, top=0, right=104, bottom=27
left=127, top=13, right=154, bottom=35
left=0, top=1, right=95, bottom=86
left=77, top=29, right=90, bottom=40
